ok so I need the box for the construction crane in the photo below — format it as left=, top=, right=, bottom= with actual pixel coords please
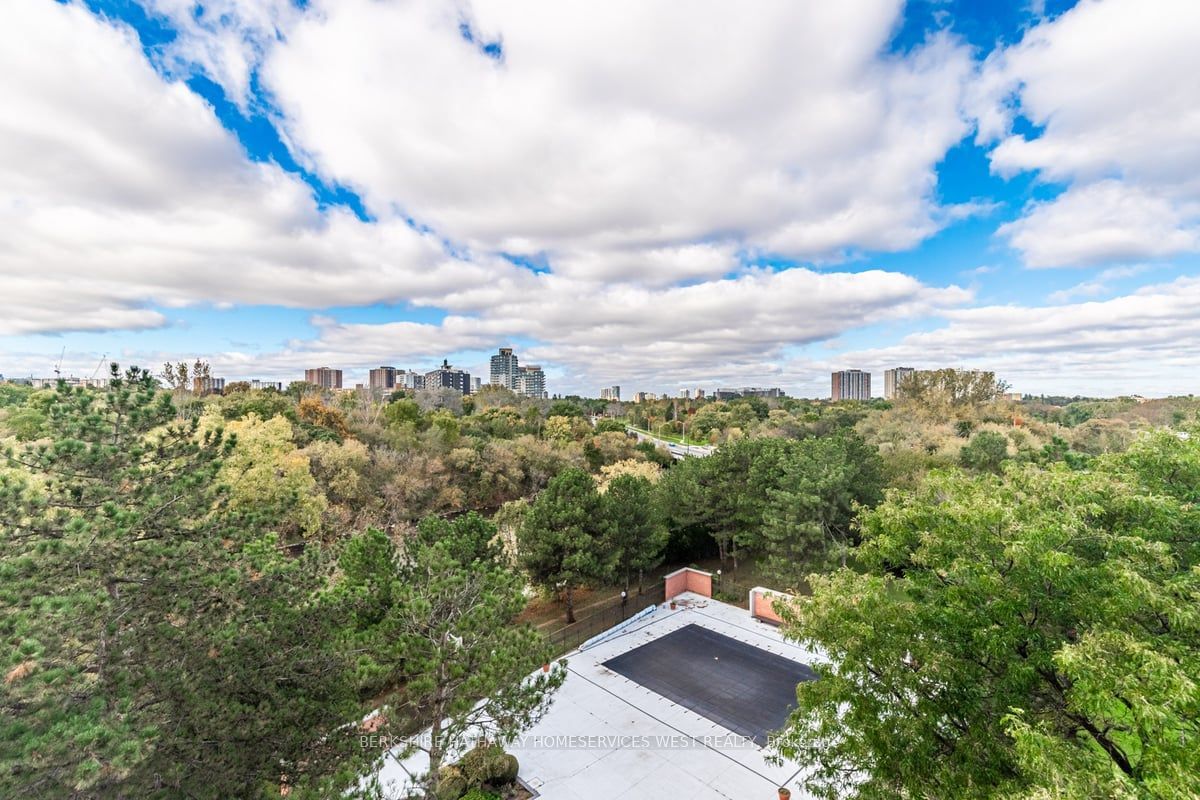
left=91, top=354, right=108, bottom=380
left=53, top=346, right=65, bottom=379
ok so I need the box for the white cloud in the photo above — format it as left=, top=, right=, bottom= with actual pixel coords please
left=142, top=0, right=300, bottom=108
left=1046, top=263, right=1151, bottom=303
left=976, top=0, right=1200, bottom=267
left=201, top=268, right=972, bottom=389
left=0, top=0, right=518, bottom=335
left=998, top=182, right=1199, bottom=268
left=256, top=0, right=974, bottom=270
left=843, top=275, right=1200, bottom=396
left=0, top=0, right=982, bottom=389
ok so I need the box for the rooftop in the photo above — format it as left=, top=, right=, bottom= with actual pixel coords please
left=373, top=585, right=823, bottom=799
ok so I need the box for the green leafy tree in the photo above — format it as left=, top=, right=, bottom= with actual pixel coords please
left=416, top=511, right=502, bottom=566
left=594, top=418, right=626, bottom=434
left=384, top=397, right=425, bottom=430
left=518, top=468, right=613, bottom=622
left=896, top=368, right=1008, bottom=419
left=602, top=475, right=668, bottom=594
left=362, top=518, right=564, bottom=798
left=775, top=433, right=1200, bottom=800
left=0, top=366, right=360, bottom=799
left=751, top=435, right=884, bottom=582
left=665, top=439, right=777, bottom=570
left=959, top=429, right=1010, bottom=473
left=547, top=400, right=585, bottom=419
left=203, top=409, right=327, bottom=539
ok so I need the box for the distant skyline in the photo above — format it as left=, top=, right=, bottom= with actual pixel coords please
left=2, top=0, right=1199, bottom=398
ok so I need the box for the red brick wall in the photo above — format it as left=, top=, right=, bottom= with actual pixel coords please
left=665, top=570, right=689, bottom=600
left=750, top=588, right=787, bottom=624
left=686, top=569, right=712, bottom=597
left=664, top=568, right=713, bottom=600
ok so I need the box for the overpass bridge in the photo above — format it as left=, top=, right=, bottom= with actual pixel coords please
left=624, top=426, right=715, bottom=460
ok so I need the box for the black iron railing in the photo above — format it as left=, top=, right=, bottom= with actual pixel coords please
left=539, top=582, right=667, bottom=657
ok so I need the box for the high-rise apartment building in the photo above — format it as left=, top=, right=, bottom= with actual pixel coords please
left=192, top=376, right=225, bottom=395
left=424, top=359, right=472, bottom=395
left=831, top=369, right=871, bottom=401
left=490, top=347, right=520, bottom=390
left=515, top=365, right=546, bottom=398
left=394, top=370, right=424, bottom=390
left=304, top=367, right=343, bottom=390
left=368, top=366, right=398, bottom=393
left=472, top=377, right=483, bottom=393
left=883, top=367, right=916, bottom=400
left=489, top=348, right=545, bottom=397
left=600, top=386, right=621, bottom=401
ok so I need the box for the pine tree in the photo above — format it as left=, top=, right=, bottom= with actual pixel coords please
left=0, top=366, right=361, bottom=798
left=602, top=475, right=667, bottom=594
left=346, top=516, right=563, bottom=797
left=517, top=468, right=614, bottom=622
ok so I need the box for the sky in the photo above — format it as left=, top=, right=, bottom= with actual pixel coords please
left=1, top=0, right=1199, bottom=398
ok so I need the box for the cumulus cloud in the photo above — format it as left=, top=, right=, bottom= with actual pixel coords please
left=1046, top=264, right=1152, bottom=303
left=842, top=275, right=1200, bottom=395
left=143, top=0, right=300, bottom=108
left=998, top=182, right=1199, bottom=268
left=256, top=0, right=975, bottom=270
left=0, top=0, right=983, bottom=388
left=0, top=0, right=518, bottom=335
left=976, top=0, right=1200, bottom=267
left=197, top=268, right=972, bottom=389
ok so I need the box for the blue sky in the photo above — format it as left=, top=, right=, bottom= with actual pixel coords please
left=2, top=0, right=1199, bottom=396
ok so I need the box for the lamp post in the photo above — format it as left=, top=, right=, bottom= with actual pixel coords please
left=716, top=568, right=722, bottom=594
left=620, top=590, right=628, bottom=620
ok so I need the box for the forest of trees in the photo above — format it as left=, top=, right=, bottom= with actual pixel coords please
left=1, top=365, right=1197, bottom=798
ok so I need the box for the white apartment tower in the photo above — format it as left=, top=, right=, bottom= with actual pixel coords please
left=515, top=365, right=546, bottom=398
left=490, top=347, right=520, bottom=390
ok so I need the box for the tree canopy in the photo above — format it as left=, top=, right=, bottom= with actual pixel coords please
left=0, top=367, right=359, bottom=798
left=517, top=468, right=614, bottom=622
left=775, top=431, right=1200, bottom=800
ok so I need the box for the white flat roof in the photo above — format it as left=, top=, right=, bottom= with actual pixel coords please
left=372, top=591, right=822, bottom=799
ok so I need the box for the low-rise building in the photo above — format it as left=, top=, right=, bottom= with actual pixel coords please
left=25, top=376, right=111, bottom=389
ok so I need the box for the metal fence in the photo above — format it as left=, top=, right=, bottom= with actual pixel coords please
left=710, top=578, right=757, bottom=609
left=540, top=582, right=667, bottom=657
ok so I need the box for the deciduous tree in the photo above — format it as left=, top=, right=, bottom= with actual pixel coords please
left=775, top=433, right=1200, bottom=799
